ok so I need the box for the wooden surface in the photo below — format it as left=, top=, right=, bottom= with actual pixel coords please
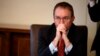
left=0, top=24, right=30, bottom=56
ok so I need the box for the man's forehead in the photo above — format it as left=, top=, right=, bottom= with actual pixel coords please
left=55, top=7, right=71, bottom=14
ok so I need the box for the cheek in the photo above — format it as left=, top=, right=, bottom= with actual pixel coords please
left=64, top=20, right=72, bottom=28
left=54, top=19, right=60, bottom=27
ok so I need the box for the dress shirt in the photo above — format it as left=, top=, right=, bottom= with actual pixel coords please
left=49, top=42, right=73, bottom=55
left=88, top=0, right=98, bottom=7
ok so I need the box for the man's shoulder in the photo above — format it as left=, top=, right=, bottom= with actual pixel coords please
left=68, top=24, right=87, bottom=43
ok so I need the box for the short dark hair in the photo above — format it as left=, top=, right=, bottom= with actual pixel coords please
left=53, top=2, right=74, bottom=17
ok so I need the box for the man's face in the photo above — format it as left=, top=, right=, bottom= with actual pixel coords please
left=54, top=7, right=74, bottom=30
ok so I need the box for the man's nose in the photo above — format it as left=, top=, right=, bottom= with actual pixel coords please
left=60, top=19, right=64, bottom=24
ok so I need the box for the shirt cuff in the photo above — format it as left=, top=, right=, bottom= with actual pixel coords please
left=49, top=42, right=58, bottom=54
left=88, top=0, right=95, bottom=7
left=65, top=43, right=73, bottom=55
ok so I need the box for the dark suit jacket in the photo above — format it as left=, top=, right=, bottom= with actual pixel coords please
left=88, top=0, right=100, bottom=22
left=38, top=23, right=87, bottom=56
left=88, top=0, right=100, bottom=51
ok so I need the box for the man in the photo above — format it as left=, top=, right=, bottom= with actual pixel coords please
left=88, top=0, right=100, bottom=22
left=38, top=2, right=87, bottom=56
left=88, top=0, right=100, bottom=56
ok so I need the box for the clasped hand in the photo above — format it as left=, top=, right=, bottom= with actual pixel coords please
left=52, top=23, right=71, bottom=47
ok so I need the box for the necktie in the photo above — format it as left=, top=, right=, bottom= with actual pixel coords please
left=58, top=38, right=65, bottom=56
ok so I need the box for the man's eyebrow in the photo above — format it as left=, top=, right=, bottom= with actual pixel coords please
left=55, top=16, right=68, bottom=17
left=55, top=16, right=71, bottom=18
left=55, top=16, right=60, bottom=18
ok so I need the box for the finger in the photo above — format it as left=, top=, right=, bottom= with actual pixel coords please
left=60, top=29, right=66, bottom=34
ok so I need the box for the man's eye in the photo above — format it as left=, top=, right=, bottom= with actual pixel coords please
left=64, top=17, right=70, bottom=20
left=55, top=17, right=60, bottom=19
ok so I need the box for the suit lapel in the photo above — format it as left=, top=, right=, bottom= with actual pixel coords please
left=67, top=24, right=77, bottom=44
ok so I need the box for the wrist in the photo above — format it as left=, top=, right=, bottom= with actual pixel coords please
left=52, top=36, right=59, bottom=47
left=63, top=37, right=71, bottom=47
